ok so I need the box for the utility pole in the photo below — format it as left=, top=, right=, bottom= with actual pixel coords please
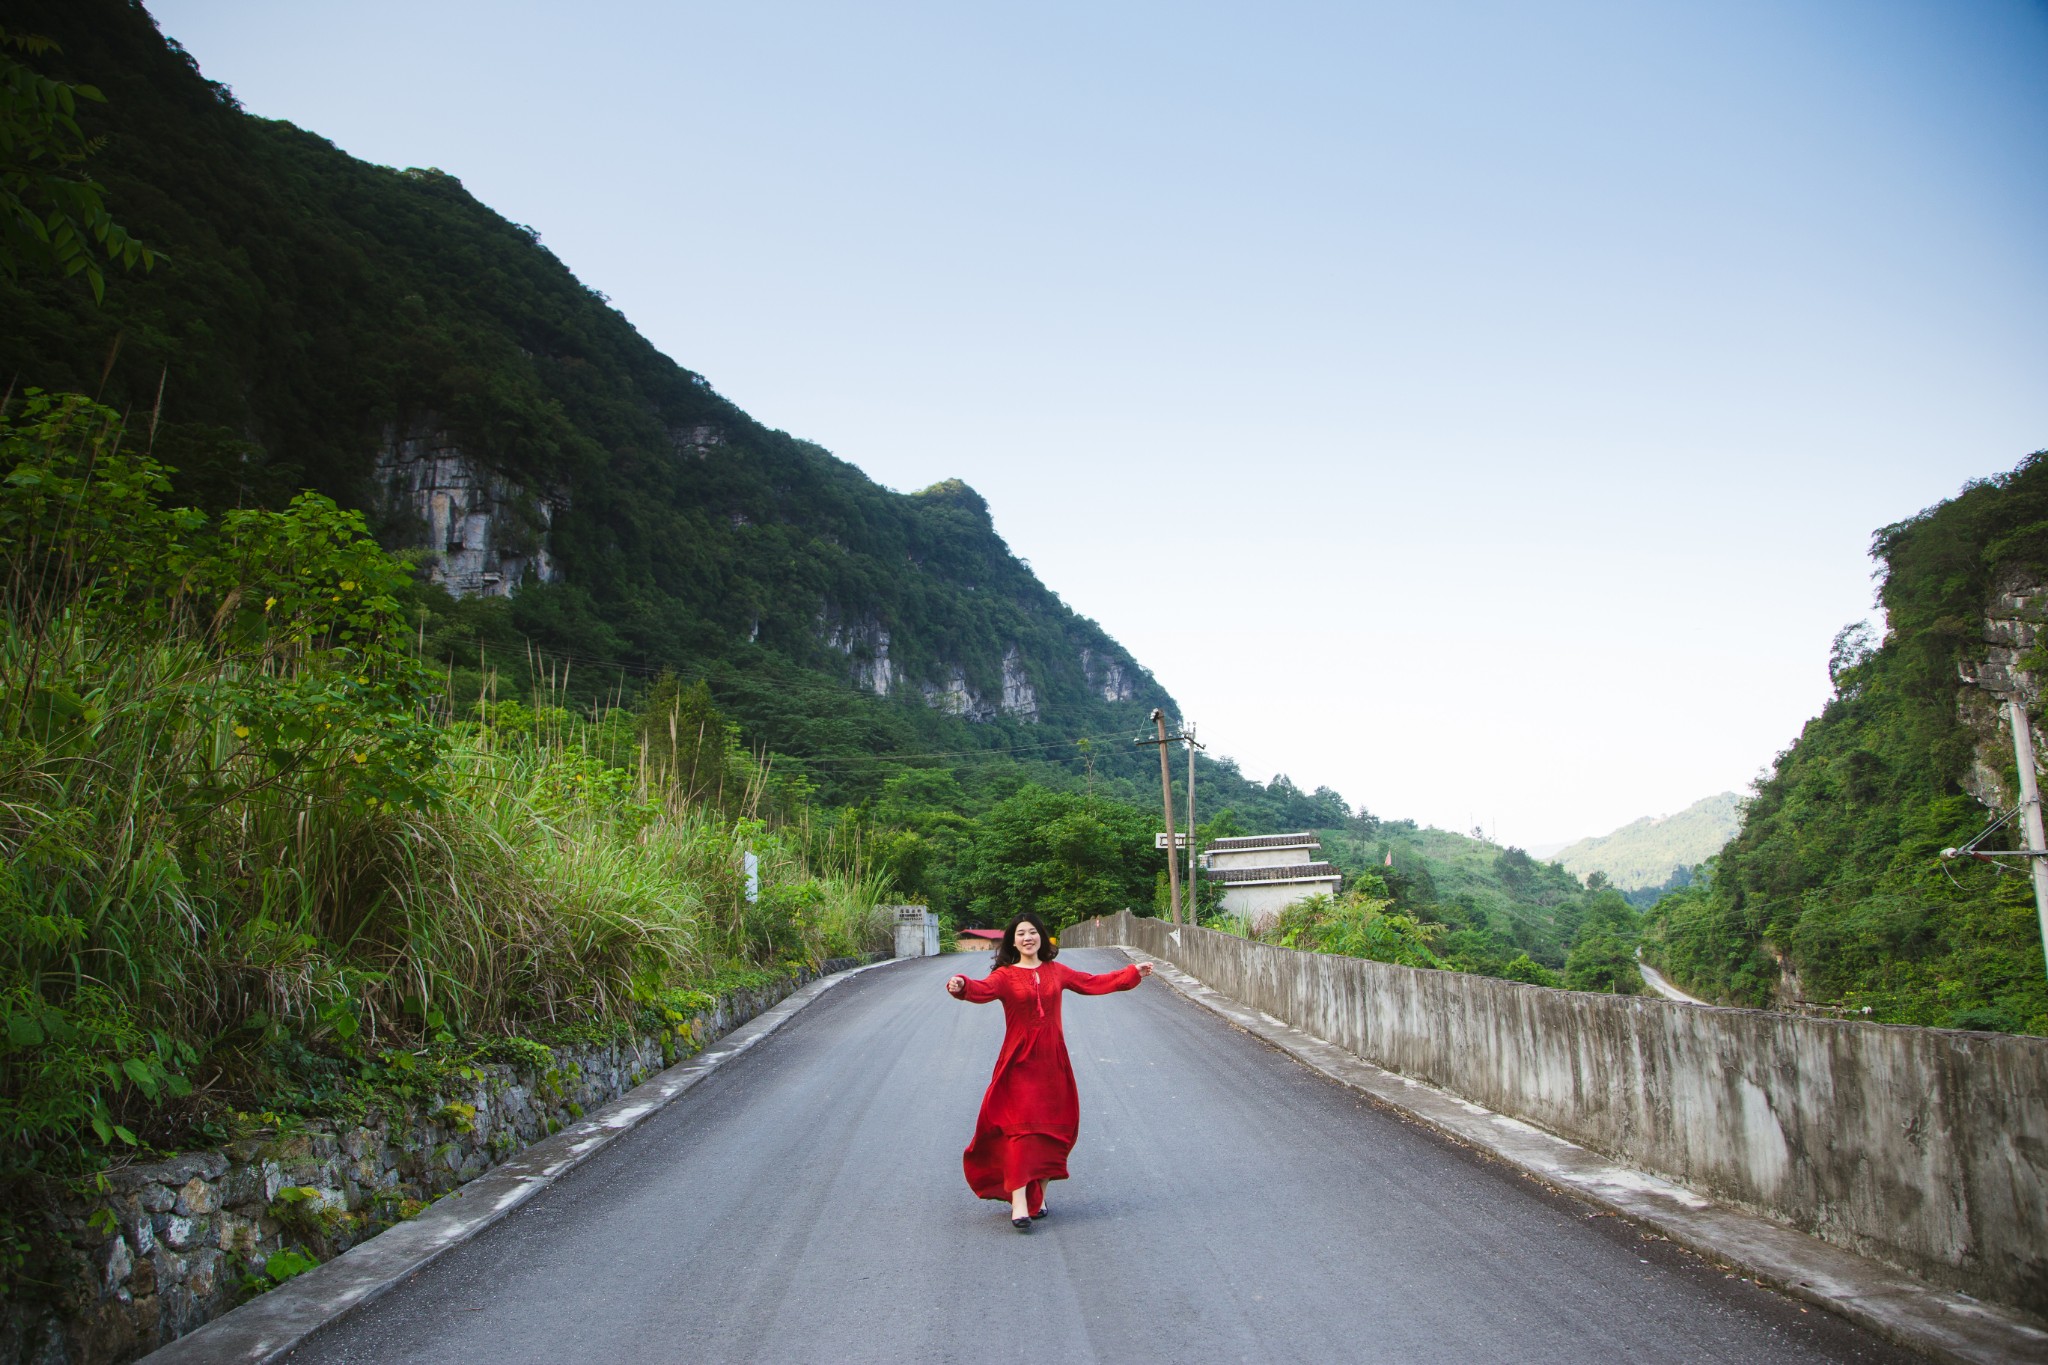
left=1942, top=696, right=2048, bottom=982
left=1186, top=728, right=1198, bottom=921
left=1139, top=708, right=1183, bottom=925
left=2008, top=698, right=2048, bottom=981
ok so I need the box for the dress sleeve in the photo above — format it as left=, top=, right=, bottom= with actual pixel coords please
left=955, top=970, right=1004, bottom=1004
left=1058, top=961, right=1141, bottom=995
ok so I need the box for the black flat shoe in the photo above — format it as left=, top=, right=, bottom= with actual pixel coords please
left=1029, top=1208, right=1047, bottom=1220
left=1011, top=1217, right=1032, bottom=1232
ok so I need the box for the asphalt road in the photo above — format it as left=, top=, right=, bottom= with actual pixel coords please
left=286, top=951, right=1921, bottom=1365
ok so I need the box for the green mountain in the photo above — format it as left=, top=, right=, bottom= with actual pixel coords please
left=1643, top=460, right=2048, bottom=1033
left=2, top=0, right=1189, bottom=802
left=1552, top=793, right=1744, bottom=892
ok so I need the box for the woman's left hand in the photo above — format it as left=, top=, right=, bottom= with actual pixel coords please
left=1134, top=962, right=1153, bottom=978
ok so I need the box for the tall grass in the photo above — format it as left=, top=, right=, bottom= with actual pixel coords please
left=0, top=393, right=890, bottom=1283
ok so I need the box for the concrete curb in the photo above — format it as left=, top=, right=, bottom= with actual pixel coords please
left=141, top=958, right=902, bottom=1364
left=1119, top=947, right=2048, bottom=1365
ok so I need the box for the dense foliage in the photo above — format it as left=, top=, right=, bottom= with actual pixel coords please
left=1643, top=458, right=2048, bottom=1033
left=0, top=27, right=159, bottom=303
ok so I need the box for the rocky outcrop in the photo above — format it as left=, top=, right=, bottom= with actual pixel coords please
left=1079, top=646, right=1136, bottom=704
left=914, top=652, right=1039, bottom=724
left=920, top=667, right=998, bottom=723
left=999, top=646, right=1039, bottom=722
left=818, top=608, right=1043, bottom=722
left=373, top=424, right=557, bottom=599
left=821, top=614, right=893, bottom=697
left=1955, top=569, right=2048, bottom=810
left=670, top=422, right=725, bottom=458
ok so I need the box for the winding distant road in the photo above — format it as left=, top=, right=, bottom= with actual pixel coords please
left=1638, top=953, right=1712, bottom=1005
left=286, top=951, right=1916, bottom=1364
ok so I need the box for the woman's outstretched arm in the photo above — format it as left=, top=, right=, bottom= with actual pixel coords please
left=947, top=971, right=1002, bottom=1003
left=1059, top=960, right=1152, bottom=995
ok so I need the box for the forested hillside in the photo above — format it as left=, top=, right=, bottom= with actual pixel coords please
left=0, top=0, right=1199, bottom=803
left=1644, top=460, right=2048, bottom=1034
left=1553, top=793, right=1743, bottom=895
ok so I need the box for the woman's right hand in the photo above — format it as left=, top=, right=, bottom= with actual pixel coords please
left=946, top=974, right=966, bottom=996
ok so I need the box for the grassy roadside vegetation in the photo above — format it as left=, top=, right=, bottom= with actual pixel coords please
left=0, top=393, right=892, bottom=1302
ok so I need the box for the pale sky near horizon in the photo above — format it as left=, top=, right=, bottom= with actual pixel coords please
left=151, top=0, right=2048, bottom=849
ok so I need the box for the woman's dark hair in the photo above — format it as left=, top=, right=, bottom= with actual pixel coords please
left=991, top=911, right=1058, bottom=970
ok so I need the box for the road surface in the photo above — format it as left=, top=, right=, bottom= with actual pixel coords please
left=286, top=951, right=1917, bottom=1364
left=1638, top=953, right=1712, bottom=1005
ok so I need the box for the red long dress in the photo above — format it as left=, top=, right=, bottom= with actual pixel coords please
left=955, top=958, right=1141, bottom=1208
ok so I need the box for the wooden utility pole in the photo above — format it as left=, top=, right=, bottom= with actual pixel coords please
left=1185, top=723, right=1205, bottom=924
left=1137, top=710, right=1203, bottom=926
left=2007, top=698, right=2048, bottom=981
left=1146, top=709, right=1182, bottom=924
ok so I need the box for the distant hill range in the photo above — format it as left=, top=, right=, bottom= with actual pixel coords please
left=1551, top=794, right=1744, bottom=891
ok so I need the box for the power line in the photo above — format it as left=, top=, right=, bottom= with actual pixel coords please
left=770, top=729, right=1160, bottom=767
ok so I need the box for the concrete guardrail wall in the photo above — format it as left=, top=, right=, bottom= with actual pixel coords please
left=1064, top=911, right=2048, bottom=1315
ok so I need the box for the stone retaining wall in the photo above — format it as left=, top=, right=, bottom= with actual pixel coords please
left=1066, top=912, right=2048, bottom=1317
left=2, top=957, right=872, bottom=1365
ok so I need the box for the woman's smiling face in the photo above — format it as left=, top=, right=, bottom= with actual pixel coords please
left=1013, top=920, right=1042, bottom=958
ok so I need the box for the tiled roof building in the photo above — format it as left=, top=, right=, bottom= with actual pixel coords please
left=1202, top=833, right=1341, bottom=926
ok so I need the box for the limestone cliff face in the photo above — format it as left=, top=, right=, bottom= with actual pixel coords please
left=821, top=613, right=895, bottom=697
left=905, top=654, right=1036, bottom=724
left=920, top=668, right=999, bottom=722
left=817, top=606, right=1050, bottom=723
left=999, top=646, right=1040, bottom=722
left=373, top=424, right=558, bottom=599
left=1955, top=568, right=2048, bottom=810
left=1079, top=646, right=1137, bottom=704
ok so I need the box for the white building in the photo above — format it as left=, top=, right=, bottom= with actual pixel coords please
left=893, top=905, right=939, bottom=958
left=1202, top=833, right=1341, bottom=927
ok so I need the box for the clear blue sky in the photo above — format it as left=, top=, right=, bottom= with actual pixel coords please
left=153, top=0, right=2048, bottom=847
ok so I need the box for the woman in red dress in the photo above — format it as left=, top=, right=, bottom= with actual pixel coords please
left=946, top=912, right=1152, bottom=1231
